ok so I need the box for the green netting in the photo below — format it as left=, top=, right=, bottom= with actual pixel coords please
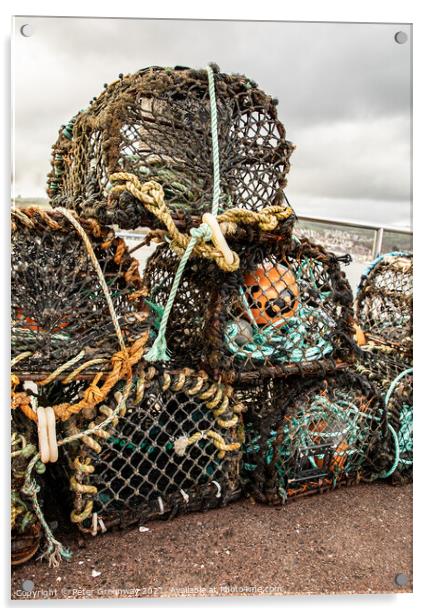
left=239, top=370, right=389, bottom=505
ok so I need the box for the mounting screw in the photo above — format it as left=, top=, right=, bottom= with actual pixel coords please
left=20, top=24, right=33, bottom=37
left=395, top=573, right=408, bottom=587
left=21, top=579, right=34, bottom=591
left=394, top=31, right=408, bottom=44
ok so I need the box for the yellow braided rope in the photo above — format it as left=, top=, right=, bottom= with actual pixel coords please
left=108, top=173, right=295, bottom=270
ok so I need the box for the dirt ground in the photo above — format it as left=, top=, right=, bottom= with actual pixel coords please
left=11, top=482, right=412, bottom=600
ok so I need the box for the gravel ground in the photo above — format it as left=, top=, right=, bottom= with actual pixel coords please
left=11, top=482, right=412, bottom=600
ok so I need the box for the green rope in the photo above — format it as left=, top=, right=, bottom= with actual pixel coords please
left=144, top=225, right=212, bottom=361
left=206, top=64, right=221, bottom=216
left=144, top=64, right=221, bottom=362
left=225, top=259, right=335, bottom=364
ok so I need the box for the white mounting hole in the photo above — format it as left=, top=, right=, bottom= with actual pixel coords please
left=20, top=24, right=33, bottom=37
left=394, top=31, right=408, bottom=44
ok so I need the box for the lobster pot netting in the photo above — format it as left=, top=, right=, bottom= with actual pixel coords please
left=11, top=206, right=150, bottom=381
left=356, top=252, right=413, bottom=352
left=357, top=343, right=412, bottom=395
left=143, top=237, right=356, bottom=384
left=11, top=412, right=45, bottom=565
left=238, top=371, right=388, bottom=505
left=53, top=368, right=244, bottom=533
left=47, top=64, right=294, bottom=231
left=384, top=368, right=413, bottom=484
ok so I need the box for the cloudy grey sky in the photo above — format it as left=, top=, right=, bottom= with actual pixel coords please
left=13, top=17, right=412, bottom=228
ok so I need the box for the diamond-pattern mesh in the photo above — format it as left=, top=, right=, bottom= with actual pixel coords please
left=356, top=252, right=412, bottom=351
left=11, top=207, right=149, bottom=379
left=385, top=368, right=413, bottom=484
left=143, top=237, right=356, bottom=383
left=356, top=344, right=412, bottom=484
left=47, top=65, right=294, bottom=230
left=57, top=369, right=243, bottom=532
left=239, top=371, right=388, bottom=505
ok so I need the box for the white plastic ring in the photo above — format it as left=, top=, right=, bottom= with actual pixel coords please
left=36, top=407, right=50, bottom=464
left=45, top=406, right=58, bottom=463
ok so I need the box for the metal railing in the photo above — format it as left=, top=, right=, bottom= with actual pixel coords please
left=296, top=214, right=412, bottom=259
left=116, top=214, right=413, bottom=261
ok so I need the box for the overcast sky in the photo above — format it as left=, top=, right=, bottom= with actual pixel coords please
left=13, top=17, right=412, bottom=228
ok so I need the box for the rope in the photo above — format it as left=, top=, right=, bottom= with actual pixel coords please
left=174, top=429, right=241, bottom=459
left=21, top=377, right=133, bottom=565
left=12, top=206, right=146, bottom=423
left=11, top=351, right=33, bottom=367
left=56, top=208, right=128, bottom=358
left=37, top=351, right=85, bottom=386
left=144, top=64, right=222, bottom=362
left=109, top=174, right=240, bottom=272
left=207, top=65, right=220, bottom=216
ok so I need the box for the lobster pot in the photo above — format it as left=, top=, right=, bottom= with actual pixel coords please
left=47, top=64, right=294, bottom=231
left=56, top=368, right=244, bottom=533
left=143, top=236, right=356, bottom=384
left=238, top=371, right=388, bottom=505
left=356, top=252, right=412, bottom=353
left=11, top=206, right=150, bottom=381
left=357, top=343, right=412, bottom=395
left=384, top=368, right=413, bottom=484
left=11, top=413, right=45, bottom=566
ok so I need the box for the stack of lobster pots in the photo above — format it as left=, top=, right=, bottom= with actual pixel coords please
left=11, top=64, right=396, bottom=566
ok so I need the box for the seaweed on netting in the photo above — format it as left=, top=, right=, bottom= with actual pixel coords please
left=11, top=206, right=150, bottom=380
left=11, top=411, right=45, bottom=566
left=383, top=368, right=413, bottom=485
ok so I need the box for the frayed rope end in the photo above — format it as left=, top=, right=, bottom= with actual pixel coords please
left=144, top=333, right=171, bottom=363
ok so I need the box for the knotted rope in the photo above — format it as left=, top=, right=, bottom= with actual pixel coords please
left=108, top=66, right=294, bottom=362
left=143, top=64, right=226, bottom=361
left=11, top=205, right=150, bottom=423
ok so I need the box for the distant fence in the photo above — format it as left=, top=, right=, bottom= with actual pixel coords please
left=296, top=215, right=412, bottom=261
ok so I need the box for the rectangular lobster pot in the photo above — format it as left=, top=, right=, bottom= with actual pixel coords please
left=237, top=370, right=389, bottom=505
left=53, top=367, right=244, bottom=534
left=356, top=343, right=413, bottom=484
left=143, top=236, right=357, bottom=384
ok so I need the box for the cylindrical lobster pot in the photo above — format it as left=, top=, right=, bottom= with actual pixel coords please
left=238, top=370, right=391, bottom=505
left=355, top=252, right=412, bottom=354
left=47, top=64, right=295, bottom=231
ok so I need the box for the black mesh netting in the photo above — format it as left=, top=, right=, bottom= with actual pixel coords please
left=51, top=368, right=244, bottom=533
left=11, top=206, right=150, bottom=380
left=47, top=64, right=295, bottom=231
left=356, top=252, right=412, bottom=351
left=384, top=367, right=413, bottom=484
left=356, top=344, right=412, bottom=485
left=237, top=370, right=390, bottom=505
left=143, top=236, right=356, bottom=383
